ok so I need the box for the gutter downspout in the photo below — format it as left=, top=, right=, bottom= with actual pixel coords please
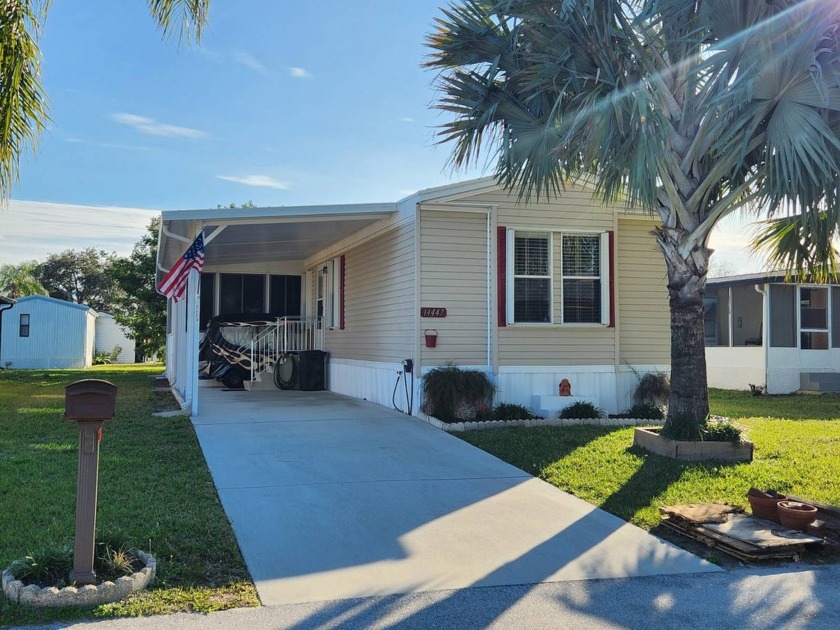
left=0, top=300, right=14, bottom=366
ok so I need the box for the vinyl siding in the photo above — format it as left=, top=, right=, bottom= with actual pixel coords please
left=616, top=218, right=670, bottom=364
left=95, top=315, right=136, bottom=363
left=468, top=185, right=617, bottom=231
left=321, top=221, right=415, bottom=362
left=0, top=297, right=91, bottom=368
left=494, top=190, right=617, bottom=366
left=420, top=210, right=488, bottom=366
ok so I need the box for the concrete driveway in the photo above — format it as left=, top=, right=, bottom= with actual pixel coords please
left=192, top=387, right=718, bottom=605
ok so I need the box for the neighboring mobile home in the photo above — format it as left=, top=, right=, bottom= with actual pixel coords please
left=705, top=273, right=840, bottom=394
left=95, top=313, right=137, bottom=364
left=157, top=178, right=670, bottom=416
left=0, top=295, right=97, bottom=369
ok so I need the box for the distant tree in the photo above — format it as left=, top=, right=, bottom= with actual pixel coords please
left=217, top=201, right=257, bottom=209
left=0, top=261, right=47, bottom=298
left=34, top=248, right=119, bottom=311
left=108, top=218, right=167, bottom=359
left=0, top=0, right=210, bottom=202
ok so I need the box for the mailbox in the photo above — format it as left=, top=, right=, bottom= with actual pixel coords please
left=65, top=379, right=117, bottom=421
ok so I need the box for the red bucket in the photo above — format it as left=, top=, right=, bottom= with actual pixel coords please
left=424, top=329, right=438, bottom=348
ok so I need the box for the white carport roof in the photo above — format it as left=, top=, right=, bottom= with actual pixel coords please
left=157, top=202, right=397, bottom=281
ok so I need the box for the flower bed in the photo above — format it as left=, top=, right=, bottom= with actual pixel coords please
left=2, top=550, right=156, bottom=608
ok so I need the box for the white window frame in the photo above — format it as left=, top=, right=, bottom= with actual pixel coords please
left=799, top=284, right=830, bottom=350
left=506, top=228, right=610, bottom=326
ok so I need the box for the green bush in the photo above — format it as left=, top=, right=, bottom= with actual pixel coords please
left=621, top=403, right=664, bottom=420
left=421, top=364, right=495, bottom=423
left=492, top=403, right=535, bottom=421
left=558, top=401, right=603, bottom=419
left=633, top=371, right=670, bottom=406
left=8, top=545, right=72, bottom=588
left=702, top=421, right=743, bottom=443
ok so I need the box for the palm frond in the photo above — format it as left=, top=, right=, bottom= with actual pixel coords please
left=0, top=0, right=51, bottom=204
left=146, top=0, right=209, bottom=45
left=750, top=213, right=840, bottom=283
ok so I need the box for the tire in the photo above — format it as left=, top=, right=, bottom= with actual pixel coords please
left=273, top=354, right=298, bottom=390
left=222, top=368, right=245, bottom=389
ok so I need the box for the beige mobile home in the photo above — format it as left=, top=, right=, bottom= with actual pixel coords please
left=158, top=178, right=670, bottom=416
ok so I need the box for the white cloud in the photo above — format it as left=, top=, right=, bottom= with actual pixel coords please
left=400, top=117, right=415, bottom=123
left=111, top=113, right=208, bottom=139
left=232, top=51, right=269, bottom=74
left=216, top=175, right=290, bottom=190
left=289, top=67, right=311, bottom=79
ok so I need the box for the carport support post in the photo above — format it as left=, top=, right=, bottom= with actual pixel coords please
left=69, top=419, right=105, bottom=585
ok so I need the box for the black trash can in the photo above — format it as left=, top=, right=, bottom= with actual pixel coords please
left=298, top=350, right=327, bottom=391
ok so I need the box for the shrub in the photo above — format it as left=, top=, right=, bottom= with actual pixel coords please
left=421, top=364, right=495, bottom=423
left=633, top=371, right=670, bottom=407
left=660, top=414, right=705, bottom=441
left=492, top=403, right=534, bottom=421
left=703, top=421, right=743, bottom=444
left=619, top=403, right=664, bottom=420
left=558, top=401, right=603, bottom=419
left=8, top=545, right=72, bottom=588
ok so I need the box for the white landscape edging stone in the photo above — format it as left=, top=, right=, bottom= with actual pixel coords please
left=2, top=550, right=156, bottom=608
left=418, top=415, right=662, bottom=432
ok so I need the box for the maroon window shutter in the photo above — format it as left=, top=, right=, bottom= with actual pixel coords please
left=339, top=255, right=346, bottom=330
left=497, top=226, right=507, bottom=327
left=608, top=230, right=616, bottom=328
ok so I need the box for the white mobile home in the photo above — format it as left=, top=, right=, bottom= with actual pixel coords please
left=158, top=178, right=670, bottom=416
left=705, top=273, right=840, bottom=394
left=95, top=313, right=136, bottom=364
left=0, top=295, right=97, bottom=369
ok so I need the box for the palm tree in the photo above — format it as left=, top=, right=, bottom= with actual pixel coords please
left=0, top=262, right=46, bottom=298
left=426, top=0, right=840, bottom=438
left=0, top=0, right=210, bottom=201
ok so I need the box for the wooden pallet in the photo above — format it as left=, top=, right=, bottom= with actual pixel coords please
left=660, top=504, right=822, bottom=563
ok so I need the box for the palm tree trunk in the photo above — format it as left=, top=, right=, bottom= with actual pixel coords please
left=657, top=227, right=710, bottom=437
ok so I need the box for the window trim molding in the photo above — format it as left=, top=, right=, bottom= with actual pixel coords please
left=505, top=227, right=610, bottom=327
left=19, top=313, right=30, bottom=338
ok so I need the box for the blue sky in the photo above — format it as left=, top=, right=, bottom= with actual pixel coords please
left=3, top=0, right=761, bottom=270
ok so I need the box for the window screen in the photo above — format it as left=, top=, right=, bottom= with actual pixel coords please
left=270, top=275, right=302, bottom=317
left=219, top=273, right=265, bottom=314
left=832, top=286, right=840, bottom=348
left=514, top=233, right=551, bottom=322
left=562, top=234, right=601, bottom=323
left=800, top=287, right=828, bottom=349
left=769, top=285, right=796, bottom=347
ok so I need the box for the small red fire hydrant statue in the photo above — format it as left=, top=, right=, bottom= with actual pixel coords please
left=559, top=379, right=572, bottom=396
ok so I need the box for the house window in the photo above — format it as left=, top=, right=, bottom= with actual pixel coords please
left=561, top=234, right=601, bottom=323
left=19, top=314, right=30, bottom=337
left=800, top=286, right=829, bottom=349
left=506, top=230, right=609, bottom=325
left=513, top=232, right=551, bottom=323
left=219, top=273, right=265, bottom=315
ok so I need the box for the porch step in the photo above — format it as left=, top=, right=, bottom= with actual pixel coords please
left=800, top=372, right=840, bottom=393
left=244, top=372, right=279, bottom=392
left=533, top=395, right=600, bottom=419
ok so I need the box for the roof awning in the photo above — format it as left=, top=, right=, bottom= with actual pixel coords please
left=157, top=202, right=397, bottom=282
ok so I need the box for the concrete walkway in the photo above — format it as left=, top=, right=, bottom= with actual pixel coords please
left=191, top=387, right=718, bottom=606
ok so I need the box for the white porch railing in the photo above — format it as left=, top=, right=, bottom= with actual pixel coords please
left=248, top=316, right=324, bottom=383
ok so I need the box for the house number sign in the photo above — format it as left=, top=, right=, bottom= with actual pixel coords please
left=420, top=307, right=447, bottom=318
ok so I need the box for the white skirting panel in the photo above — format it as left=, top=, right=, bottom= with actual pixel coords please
left=328, top=358, right=421, bottom=414
left=495, top=365, right=669, bottom=415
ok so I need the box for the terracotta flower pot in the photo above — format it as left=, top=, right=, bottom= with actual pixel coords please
left=747, top=490, right=787, bottom=523
left=777, top=500, right=818, bottom=531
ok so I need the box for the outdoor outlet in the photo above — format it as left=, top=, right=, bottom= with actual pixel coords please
left=402, top=359, right=413, bottom=374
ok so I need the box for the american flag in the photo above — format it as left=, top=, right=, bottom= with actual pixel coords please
left=157, top=233, right=205, bottom=301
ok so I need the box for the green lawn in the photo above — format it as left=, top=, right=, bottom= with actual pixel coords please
left=460, top=389, right=840, bottom=531
left=0, top=365, right=259, bottom=626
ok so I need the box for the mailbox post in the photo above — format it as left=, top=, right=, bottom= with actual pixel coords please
left=64, top=379, right=117, bottom=585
